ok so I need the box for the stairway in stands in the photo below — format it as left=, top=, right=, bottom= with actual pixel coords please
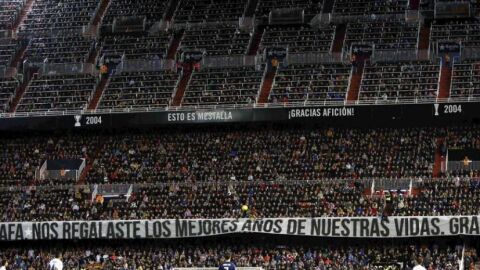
left=6, top=40, right=29, bottom=77
left=167, top=30, right=185, bottom=59
left=163, top=0, right=180, bottom=21
left=246, top=25, right=265, bottom=55
left=433, top=138, right=446, bottom=177
left=409, top=0, right=420, bottom=10
left=78, top=163, right=92, bottom=184
left=8, top=73, right=34, bottom=113
left=331, top=24, right=346, bottom=53
left=171, top=71, right=192, bottom=106
left=346, top=65, right=364, bottom=103
left=257, top=66, right=277, bottom=104
left=243, top=0, right=259, bottom=16
left=363, top=187, right=372, bottom=196
left=322, top=0, right=335, bottom=13
left=87, top=0, right=111, bottom=36
left=437, top=65, right=452, bottom=100
left=11, top=0, right=35, bottom=35
left=77, top=138, right=105, bottom=184
left=417, top=21, right=431, bottom=60
left=87, top=76, right=110, bottom=111
left=85, top=43, right=100, bottom=66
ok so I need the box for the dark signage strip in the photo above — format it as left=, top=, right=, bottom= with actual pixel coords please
left=0, top=103, right=478, bottom=131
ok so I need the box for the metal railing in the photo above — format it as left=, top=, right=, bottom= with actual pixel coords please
left=374, top=178, right=416, bottom=190
left=31, top=62, right=86, bottom=76
left=1, top=96, right=480, bottom=118
left=239, top=15, right=255, bottom=31
left=372, top=48, right=419, bottom=63
left=97, top=184, right=131, bottom=195
left=119, top=58, right=172, bottom=72
left=405, top=9, right=420, bottom=22
left=288, top=52, right=340, bottom=64
left=202, top=55, right=250, bottom=68
left=0, top=177, right=478, bottom=192
left=17, top=26, right=85, bottom=37
left=171, top=20, right=239, bottom=31
left=329, top=13, right=405, bottom=24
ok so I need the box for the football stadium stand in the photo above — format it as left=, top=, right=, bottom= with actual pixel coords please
left=0, top=0, right=479, bottom=269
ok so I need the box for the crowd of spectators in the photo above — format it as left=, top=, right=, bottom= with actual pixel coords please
left=182, top=67, right=262, bottom=106
left=445, top=126, right=480, bottom=151
left=0, top=238, right=474, bottom=270
left=98, top=71, right=179, bottom=110
left=269, top=63, right=350, bottom=103
left=0, top=185, right=90, bottom=222
left=15, top=74, right=96, bottom=112
left=4, top=177, right=480, bottom=221
left=0, top=180, right=370, bottom=221
left=6, top=123, right=480, bottom=188
left=0, top=124, right=479, bottom=222
left=84, top=126, right=435, bottom=183
left=0, top=132, right=92, bottom=186
left=5, top=176, right=480, bottom=219
left=359, top=61, right=439, bottom=103
left=2, top=123, right=479, bottom=189
left=394, top=178, right=480, bottom=216
left=0, top=125, right=440, bottom=186
left=1, top=4, right=480, bottom=270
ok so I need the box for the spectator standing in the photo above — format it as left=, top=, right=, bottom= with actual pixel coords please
left=271, top=57, right=279, bottom=68
left=48, top=254, right=63, bottom=270
left=269, top=57, right=279, bottom=72
left=444, top=53, right=451, bottom=68
left=351, top=54, right=358, bottom=74
left=413, top=258, right=427, bottom=270
left=100, top=64, right=108, bottom=79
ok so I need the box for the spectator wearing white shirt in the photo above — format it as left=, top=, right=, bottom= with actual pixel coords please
left=48, top=254, right=63, bottom=270
left=413, top=258, right=427, bottom=270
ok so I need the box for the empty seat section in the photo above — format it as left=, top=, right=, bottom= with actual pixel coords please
left=269, top=63, right=350, bottom=104
left=16, top=74, right=96, bottom=112
left=182, top=67, right=263, bottom=107
left=359, top=61, right=439, bottom=103
left=98, top=71, right=179, bottom=110
left=180, top=24, right=250, bottom=55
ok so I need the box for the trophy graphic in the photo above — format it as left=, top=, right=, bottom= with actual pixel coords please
left=434, top=104, right=439, bottom=116
left=74, top=115, right=82, bottom=127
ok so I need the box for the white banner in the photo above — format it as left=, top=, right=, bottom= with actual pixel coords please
left=0, top=216, right=479, bottom=241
